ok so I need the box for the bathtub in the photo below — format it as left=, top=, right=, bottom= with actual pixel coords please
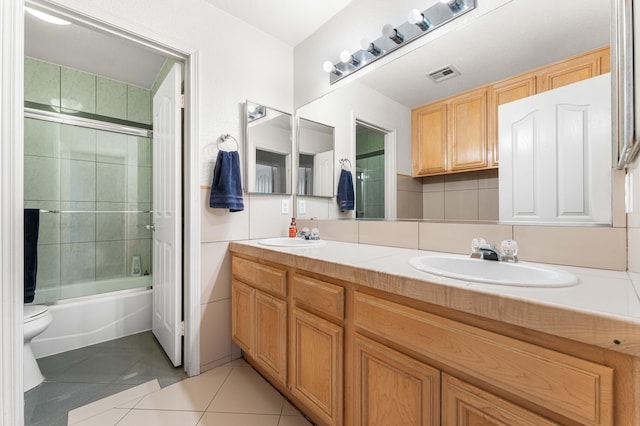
left=31, top=276, right=153, bottom=358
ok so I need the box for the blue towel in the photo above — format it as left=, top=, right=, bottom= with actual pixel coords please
left=337, top=169, right=354, bottom=211
left=209, top=150, right=244, bottom=212
left=24, top=209, right=40, bottom=303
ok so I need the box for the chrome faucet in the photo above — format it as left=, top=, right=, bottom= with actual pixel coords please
left=470, top=238, right=519, bottom=263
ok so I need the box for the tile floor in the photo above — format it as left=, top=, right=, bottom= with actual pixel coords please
left=25, top=331, right=314, bottom=426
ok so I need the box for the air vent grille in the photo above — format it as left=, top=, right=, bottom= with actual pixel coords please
left=426, top=65, right=460, bottom=83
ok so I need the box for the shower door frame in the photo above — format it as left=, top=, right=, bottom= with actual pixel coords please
left=1, top=2, right=202, bottom=424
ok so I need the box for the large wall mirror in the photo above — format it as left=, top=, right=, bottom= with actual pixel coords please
left=296, top=118, right=335, bottom=197
left=245, top=101, right=293, bottom=194
left=295, top=0, right=616, bottom=225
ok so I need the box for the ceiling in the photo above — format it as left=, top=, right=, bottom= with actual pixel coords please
left=24, top=1, right=352, bottom=89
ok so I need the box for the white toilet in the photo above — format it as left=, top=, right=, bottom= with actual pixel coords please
left=23, top=304, right=52, bottom=392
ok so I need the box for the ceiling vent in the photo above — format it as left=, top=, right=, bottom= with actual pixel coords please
left=426, top=65, right=460, bottom=83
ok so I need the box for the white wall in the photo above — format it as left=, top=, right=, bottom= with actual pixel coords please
left=47, top=0, right=294, bottom=371
left=296, top=80, right=410, bottom=219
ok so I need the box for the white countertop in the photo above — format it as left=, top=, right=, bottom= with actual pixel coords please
left=236, top=239, right=640, bottom=323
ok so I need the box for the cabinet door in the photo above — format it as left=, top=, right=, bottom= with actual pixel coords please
left=448, top=88, right=488, bottom=171
left=291, top=307, right=343, bottom=426
left=442, top=374, right=560, bottom=426
left=255, top=290, right=287, bottom=384
left=538, top=48, right=605, bottom=92
left=489, top=75, right=536, bottom=166
left=231, top=280, right=254, bottom=354
left=354, top=334, right=440, bottom=426
left=412, top=103, right=447, bottom=176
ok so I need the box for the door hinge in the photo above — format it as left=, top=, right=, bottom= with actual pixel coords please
left=179, top=321, right=185, bottom=336
left=180, top=94, right=185, bottom=109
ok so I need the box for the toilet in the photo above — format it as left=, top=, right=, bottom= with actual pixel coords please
left=23, top=304, right=52, bottom=392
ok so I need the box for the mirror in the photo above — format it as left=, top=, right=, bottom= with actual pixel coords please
left=296, top=118, right=335, bottom=197
left=294, top=0, right=612, bottom=223
left=245, top=101, right=293, bottom=194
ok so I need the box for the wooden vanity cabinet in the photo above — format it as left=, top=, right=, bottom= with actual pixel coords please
left=231, top=257, right=287, bottom=385
left=538, top=46, right=610, bottom=92
left=290, top=273, right=345, bottom=426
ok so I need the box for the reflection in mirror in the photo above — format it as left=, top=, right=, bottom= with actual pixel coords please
left=297, top=118, right=335, bottom=197
left=245, top=101, right=292, bottom=194
left=294, top=0, right=613, bottom=224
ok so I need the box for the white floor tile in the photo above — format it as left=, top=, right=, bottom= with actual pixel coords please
left=70, top=408, right=129, bottom=426
left=206, top=366, right=284, bottom=415
left=281, top=400, right=302, bottom=416
left=117, top=409, right=203, bottom=426
left=197, top=412, right=280, bottom=426
left=134, top=366, right=232, bottom=411
left=67, top=379, right=159, bottom=424
left=277, top=415, right=314, bottom=426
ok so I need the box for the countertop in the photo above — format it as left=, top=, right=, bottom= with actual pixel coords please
left=229, top=239, right=640, bottom=357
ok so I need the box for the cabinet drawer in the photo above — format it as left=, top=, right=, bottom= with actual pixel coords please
left=292, top=274, right=344, bottom=321
left=354, top=292, right=613, bottom=426
left=232, top=256, right=287, bottom=298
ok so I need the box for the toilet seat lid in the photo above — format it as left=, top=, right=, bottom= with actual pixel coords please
left=24, top=304, right=48, bottom=321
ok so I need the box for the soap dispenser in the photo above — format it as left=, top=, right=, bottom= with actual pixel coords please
left=289, top=217, right=298, bottom=238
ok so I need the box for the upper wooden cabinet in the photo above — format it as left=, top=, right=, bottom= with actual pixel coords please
left=412, top=46, right=610, bottom=176
left=412, top=88, right=488, bottom=176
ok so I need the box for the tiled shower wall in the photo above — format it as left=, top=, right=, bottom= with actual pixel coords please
left=24, top=57, right=153, bottom=302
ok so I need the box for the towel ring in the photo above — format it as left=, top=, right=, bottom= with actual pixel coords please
left=217, top=134, right=238, bottom=152
left=339, top=158, right=352, bottom=171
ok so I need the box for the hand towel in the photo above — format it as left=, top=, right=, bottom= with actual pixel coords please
left=24, top=209, right=40, bottom=303
left=209, top=150, right=244, bottom=212
left=337, top=169, right=355, bottom=211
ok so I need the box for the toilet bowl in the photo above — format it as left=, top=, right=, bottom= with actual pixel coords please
left=24, top=304, right=52, bottom=392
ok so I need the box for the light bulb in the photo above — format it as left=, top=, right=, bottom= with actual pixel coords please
left=360, top=38, right=371, bottom=51
left=322, top=61, right=334, bottom=73
left=247, top=104, right=256, bottom=114
left=382, top=24, right=404, bottom=44
left=360, top=38, right=381, bottom=57
left=340, top=50, right=351, bottom=63
left=408, top=9, right=423, bottom=25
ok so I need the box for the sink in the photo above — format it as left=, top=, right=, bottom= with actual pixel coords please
left=258, top=237, right=326, bottom=248
left=409, top=254, right=578, bottom=287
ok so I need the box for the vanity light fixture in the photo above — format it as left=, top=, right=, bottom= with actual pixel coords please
left=340, top=50, right=360, bottom=66
left=246, top=102, right=266, bottom=122
left=382, top=24, right=404, bottom=44
left=25, top=6, right=71, bottom=25
left=440, top=0, right=465, bottom=13
left=408, top=9, right=431, bottom=31
left=322, top=0, right=475, bottom=84
left=322, top=60, right=344, bottom=76
left=360, top=38, right=381, bottom=57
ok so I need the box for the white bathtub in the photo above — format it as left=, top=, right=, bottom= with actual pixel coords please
left=31, top=276, right=153, bottom=358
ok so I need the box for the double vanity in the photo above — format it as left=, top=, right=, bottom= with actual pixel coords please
left=230, top=239, right=640, bottom=426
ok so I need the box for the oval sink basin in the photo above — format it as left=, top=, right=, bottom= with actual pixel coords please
left=258, top=237, right=326, bottom=248
left=409, top=254, right=578, bottom=287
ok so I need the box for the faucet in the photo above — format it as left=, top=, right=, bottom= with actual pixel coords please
left=470, top=238, right=519, bottom=263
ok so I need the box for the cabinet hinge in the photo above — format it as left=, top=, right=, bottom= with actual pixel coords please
left=180, top=94, right=185, bottom=109
left=179, top=321, right=185, bottom=336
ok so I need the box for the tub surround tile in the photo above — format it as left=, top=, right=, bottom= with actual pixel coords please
left=60, top=202, right=96, bottom=244
left=127, top=85, right=152, bottom=125
left=126, top=239, right=152, bottom=277
left=96, top=240, right=127, bottom=279
left=96, top=202, right=126, bottom=242
left=97, top=130, right=128, bottom=165
left=60, top=124, right=96, bottom=161
left=127, top=135, right=152, bottom=167
left=513, top=225, right=627, bottom=270
left=60, top=159, right=96, bottom=202
left=61, top=67, right=96, bottom=114
left=96, top=77, right=127, bottom=120
left=126, top=203, right=152, bottom=240
left=34, top=244, right=61, bottom=302
left=61, top=242, right=96, bottom=284
left=24, top=118, right=60, bottom=158
left=359, top=220, right=419, bottom=249
left=25, top=200, right=60, bottom=245
left=97, top=163, right=126, bottom=202
left=127, top=165, right=152, bottom=203
left=25, top=155, right=61, bottom=202
left=25, top=57, right=60, bottom=107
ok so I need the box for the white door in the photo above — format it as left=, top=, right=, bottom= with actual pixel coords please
left=313, top=150, right=333, bottom=196
left=499, top=73, right=611, bottom=225
left=152, top=63, right=182, bottom=366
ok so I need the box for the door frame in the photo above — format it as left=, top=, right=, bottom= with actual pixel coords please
left=1, top=2, right=201, bottom=424
left=351, top=114, right=398, bottom=219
